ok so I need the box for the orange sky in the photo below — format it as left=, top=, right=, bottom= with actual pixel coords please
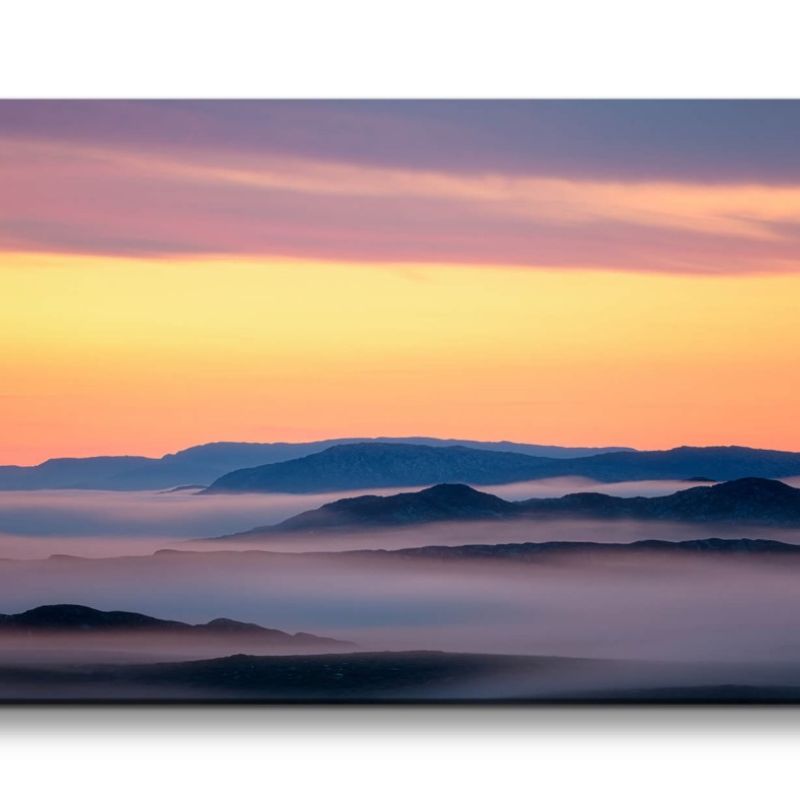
left=2, top=102, right=800, bottom=463
left=2, top=251, right=799, bottom=464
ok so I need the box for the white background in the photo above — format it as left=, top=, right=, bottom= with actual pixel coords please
left=2, top=0, right=799, bottom=98
left=2, top=705, right=800, bottom=798
left=2, top=1, right=800, bottom=797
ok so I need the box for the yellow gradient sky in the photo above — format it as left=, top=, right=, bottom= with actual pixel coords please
left=3, top=103, right=800, bottom=463
left=2, top=251, right=799, bottom=463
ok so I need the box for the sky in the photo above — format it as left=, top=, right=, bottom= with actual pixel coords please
left=1, top=100, right=799, bottom=463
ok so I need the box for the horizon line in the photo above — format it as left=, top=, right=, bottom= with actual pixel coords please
left=4, top=436, right=800, bottom=469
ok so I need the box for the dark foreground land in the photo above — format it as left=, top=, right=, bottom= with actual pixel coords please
left=3, top=650, right=800, bottom=703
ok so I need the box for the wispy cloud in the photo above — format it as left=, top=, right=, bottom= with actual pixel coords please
left=3, top=133, right=800, bottom=273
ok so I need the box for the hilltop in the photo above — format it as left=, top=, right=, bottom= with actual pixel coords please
left=212, top=477, right=800, bottom=540
left=0, top=604, right=351, bottom=648
left=205, top=443, right=800, bottom=495
left=0, top=437, right=629, bottom=490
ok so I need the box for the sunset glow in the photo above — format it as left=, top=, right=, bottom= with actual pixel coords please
left=2, top=250, right=799, bottom=463
left=2, top=101, right=800, bottom=462
left=5, top=100, right=800, bottom=706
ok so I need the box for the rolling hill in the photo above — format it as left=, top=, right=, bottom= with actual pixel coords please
left=204, top=443, right=800, bottom=494
left=0, top=604, right=350, bottom=648
left=1, top=649, right=798, bottom=702
left=0, top=437, right=629, bottom=490
left=203, top=444, right=565, bottom=494
left=212, top=477, right=800, bottom=540
left=347, top=537, right=800, bottom=563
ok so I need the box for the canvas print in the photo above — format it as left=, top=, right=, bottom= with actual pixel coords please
left=2, top=100, right=800, bottom=702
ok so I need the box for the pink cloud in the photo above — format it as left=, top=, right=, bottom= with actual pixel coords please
left=3, top=138, right=800, bottom=274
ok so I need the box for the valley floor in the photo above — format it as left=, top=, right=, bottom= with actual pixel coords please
left=3, top=650, right=800, bottom=703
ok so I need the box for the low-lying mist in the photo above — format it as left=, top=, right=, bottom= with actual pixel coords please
left=2, top=478, right=800, bottom=680
left=2, top=479, right=800, bottom=560
left=0, top=630, right=351, bottom=665
left=185, top=517, right=800, bottom=554
left=2, top=476, right=799, bottom=559
left=487, top=476, right=725, bottom=500
left=0, top=477, right=752, bottom=542
left=1, top=542, right=800, bottom=666
left=0, top=487, right=360, bottom=538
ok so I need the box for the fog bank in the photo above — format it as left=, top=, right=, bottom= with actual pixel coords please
left=2, top=545, right=800, bottom=665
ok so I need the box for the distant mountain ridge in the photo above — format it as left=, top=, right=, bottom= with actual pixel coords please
left=0, top=437, right=630, bottom=490
left=340, top=537, right=800, bottom=562
left=5, top=439, right=800, bottom=493
left=0, top=604, right=350, bottom=647
left=268, top=483, right=513, bottom=532
left=558, top=445, right=800, bottom=482
left=205, top=443, right=800, bottom=495
left=204, top=444, right=564, bottom=494
left=213, top=478, right=800, bottom=540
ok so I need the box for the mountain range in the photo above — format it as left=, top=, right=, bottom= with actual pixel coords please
left=204, top=443, right=800, bottom=494
left=4, top=439, right=800, bottom=494
left=0, top=604, right=351, bottom=648
left=342, top=537, right=800, bottom=563
left=0, top=437, right=629, bottom=490
left=212, top=477, right=800, bottom=540
left=204, top=443, right=563, bottom=494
